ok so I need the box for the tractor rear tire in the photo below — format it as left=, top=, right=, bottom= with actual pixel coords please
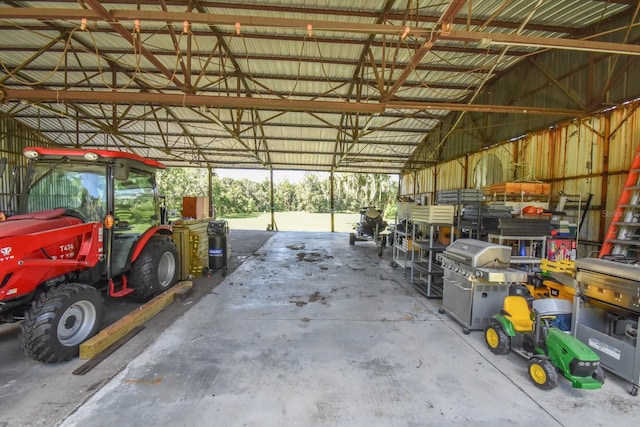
left=20, top=283, right=104, bottom=363
left=528, top=357, right=558, bottom=390
left=129, top=236, right=179, bottom=302
left=485, top=320, right=510, bottom=355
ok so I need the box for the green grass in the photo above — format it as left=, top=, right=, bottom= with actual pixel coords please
left=219, top=211, right=362, bottom=233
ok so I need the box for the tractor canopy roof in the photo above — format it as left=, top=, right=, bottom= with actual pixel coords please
left=23, top=147, right=166, bottom=170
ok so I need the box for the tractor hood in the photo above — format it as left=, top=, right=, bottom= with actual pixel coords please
left=0, top=208, right=83, bottom=238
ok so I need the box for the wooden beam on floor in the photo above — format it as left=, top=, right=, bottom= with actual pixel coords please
left=79, top=281, right=193, bottom=360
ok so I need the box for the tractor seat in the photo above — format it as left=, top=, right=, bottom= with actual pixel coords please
left=502, top=296, right=534, bottom=332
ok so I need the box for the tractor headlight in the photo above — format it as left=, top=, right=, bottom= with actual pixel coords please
left=578, top=361, right=585, bottom=366
left=83, top=152, right=99, bottom=161
left=23, top=149, right=39, bottom=159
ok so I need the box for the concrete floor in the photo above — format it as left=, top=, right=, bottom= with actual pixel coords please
left=3, top=231, right=640, bottom=426
left=0, top=229, right=273, bottom=427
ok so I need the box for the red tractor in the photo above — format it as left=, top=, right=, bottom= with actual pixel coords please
left=0, top=147, right=179, bottom=363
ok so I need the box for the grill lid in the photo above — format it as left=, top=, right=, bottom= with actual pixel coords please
left=575, top=258, right=640, bottom=282
left=444, top=238, right=512, bottom=268
left=575, top=258, right=640, bottom=312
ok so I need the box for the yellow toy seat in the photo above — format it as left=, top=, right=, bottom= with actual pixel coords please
left=502, top=296, right=533, bottom=332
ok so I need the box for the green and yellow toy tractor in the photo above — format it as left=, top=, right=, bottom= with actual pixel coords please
left=484, top=295, right=605, bottom=390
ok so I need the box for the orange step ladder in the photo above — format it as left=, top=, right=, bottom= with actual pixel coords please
left=599, top=142, right=640, bottom=260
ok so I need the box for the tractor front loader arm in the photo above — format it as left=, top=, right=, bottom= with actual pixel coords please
left=0, top=222, right=104, bottom=301
left=2, top=222, right=104, bottom=271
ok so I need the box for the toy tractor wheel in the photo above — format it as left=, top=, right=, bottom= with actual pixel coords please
left=130, top=236, right=179, bottom=302
left=20, top=283, right=104, bottom=363
left=528, top=357, right=558, bottom=390
left=592, top=365, right=606, bottom=385
left=485, top=320, right=510, bottom=355
left=349, top=233, right=356, bottom=245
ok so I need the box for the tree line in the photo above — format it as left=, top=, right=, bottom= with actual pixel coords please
left=157, top=168, right=398, bottom=218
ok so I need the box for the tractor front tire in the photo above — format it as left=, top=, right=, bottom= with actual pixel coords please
left=129, top=236, right=179, bottom=302
left=485, top=320, right=510, bottom=355
left=20, top=283, right=104, bottom=363
left=528, top=357, right=558, bottom=390
left=593, top=365, right=606, bottom=385
left=349, top=233, right=356, bottom=245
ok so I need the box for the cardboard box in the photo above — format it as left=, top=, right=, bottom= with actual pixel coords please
left=171, top=228, right=191, bottom=280
left=547, top=238, right=576, bottom=262
left=437, top=226, right=459, bottom=245
left=401, top=238, right=415, bottom=251
left=172, top=218, right=211, bottom=277
left=182, top=196, right=209, bottom=219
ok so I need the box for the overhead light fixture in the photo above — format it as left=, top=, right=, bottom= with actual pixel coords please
left=478, top=37, right=491, bottom=49
left=401, top=27, right=410, bottom=40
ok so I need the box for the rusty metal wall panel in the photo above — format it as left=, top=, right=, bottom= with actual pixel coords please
left=467, top=145, right=515, bottom=188
left=520, top=117, right=606, bottom=183
left=436, top=161, right=466, bottom=191
left=0, top=117, right=51, bottom=212
left=609, top=103, right=639, bottom=172
left=414, top=168, right=431, bottom=201
left=401, top=100, right=640, bottom=247
left=401, top=144, right=517, bottom=201
left=599, top=104, right=640, bottom=240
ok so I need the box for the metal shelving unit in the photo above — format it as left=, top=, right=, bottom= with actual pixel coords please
left=391, top=227, right=414, bottom=270
left=390, top=202, right=414, bottom=271
left=409, top=205, right=454, bottom=298
left=487, top=234, right=547, bottom=259
left=411, top=225, right=449, bottom=298
left=436, top=189, right=484, bottom=240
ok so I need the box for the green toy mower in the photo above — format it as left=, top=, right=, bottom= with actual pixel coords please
left=484, top=295, right=605, bottom=390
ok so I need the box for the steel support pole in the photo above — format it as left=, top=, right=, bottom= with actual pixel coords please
left=330, top=171, right=335, bottom=232
left=270, top=168, right=275, bottom=231
left=208, top=166, right=213, bottom=218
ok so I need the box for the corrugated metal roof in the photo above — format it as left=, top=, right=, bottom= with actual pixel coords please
left=0, top=0, right=638, bottom=174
